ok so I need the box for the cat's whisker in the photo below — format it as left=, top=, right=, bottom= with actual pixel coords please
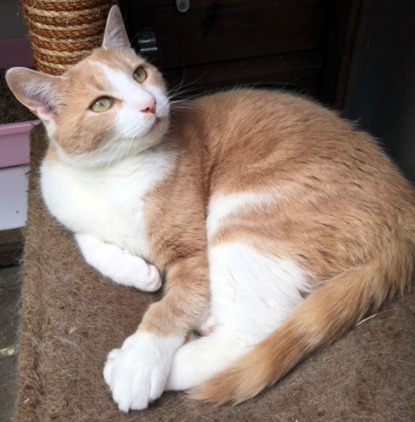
left=107, top=136, right=132, bottom=169
left=169, top=98, right=203, bottom=114
left=168, top=88, right=200, bottom=102
left=167, top=76, right=204, bottom=101
left=102, top=143, right=120, bottom=172
left=167, top=70, right=194, bottom=91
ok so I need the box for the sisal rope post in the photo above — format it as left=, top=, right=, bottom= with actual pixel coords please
left=20, top=0, right=115, bottom=75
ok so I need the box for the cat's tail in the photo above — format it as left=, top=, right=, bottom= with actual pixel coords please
left=190, top=232, right=414, bottom=405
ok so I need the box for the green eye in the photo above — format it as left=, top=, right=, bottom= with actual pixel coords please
left=90, top=97, right=113, bottom=113
left=133, top=66, right=147, bottom=83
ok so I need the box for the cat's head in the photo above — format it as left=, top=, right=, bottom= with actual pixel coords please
left=6, top=6, right=170, bottom=167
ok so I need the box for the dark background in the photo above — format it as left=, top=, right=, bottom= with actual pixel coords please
left=120, top=0, right=415, bottom=181
left=344, top=0, right=415, bottom=182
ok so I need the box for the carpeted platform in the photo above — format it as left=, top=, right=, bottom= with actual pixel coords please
left=17, top=124, right=415, bottom=421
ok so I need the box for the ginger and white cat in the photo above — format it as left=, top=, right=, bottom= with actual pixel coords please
left=7, top=6, right=415, bottom=413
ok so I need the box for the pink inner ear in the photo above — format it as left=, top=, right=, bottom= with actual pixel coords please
left=27, top=99, right=58, bottom=127
left=23, top=82, right=60, bottom=127
left=36, top=105, right=58, bottom=126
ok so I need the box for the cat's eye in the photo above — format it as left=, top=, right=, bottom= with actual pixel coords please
left=133, top=66, right=147, bottom=83
left=90, top=97, right=113, bottom=113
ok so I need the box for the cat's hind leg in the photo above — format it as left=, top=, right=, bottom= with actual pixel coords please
left=165, top=327, right=249, bottom=391
left=167, top=241, right=311, bottom=392
left=166, top=242, right=311, bottom=392
left=75, top=233, right=162, bottom=292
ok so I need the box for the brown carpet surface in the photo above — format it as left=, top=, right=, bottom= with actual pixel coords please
left=17, top=125, right=415, bottom=421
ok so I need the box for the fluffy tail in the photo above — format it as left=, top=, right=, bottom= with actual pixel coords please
left=190, top=233, right=415, bottom=404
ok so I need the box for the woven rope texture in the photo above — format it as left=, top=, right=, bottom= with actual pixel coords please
left=20, top=0, right=115, bottom=75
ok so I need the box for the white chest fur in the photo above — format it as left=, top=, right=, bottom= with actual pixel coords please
left=40, top=147, right=174, bottom=261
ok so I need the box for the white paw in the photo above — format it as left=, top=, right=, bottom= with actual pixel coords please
left=117, top=254, right=162, bottom=292
left=131, top=261, right=162, bottom=292
left=75, top=233, right=162, bottom=292
left=103, top=332, right=182, bottom=412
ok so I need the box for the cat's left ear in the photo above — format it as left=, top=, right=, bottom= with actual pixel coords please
left=6, top=67, right=61, bottom=132
left=102, top=6, right=130, bottom=49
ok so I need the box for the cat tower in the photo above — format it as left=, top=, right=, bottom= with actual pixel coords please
left=20, top=0, right=114, bottom=75
left=14, top=1, right=415, bottom=421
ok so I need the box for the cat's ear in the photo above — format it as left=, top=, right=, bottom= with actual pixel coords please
left=102, top=6, right=130, bottom=49
left=6, top=67, right=61, bottom=130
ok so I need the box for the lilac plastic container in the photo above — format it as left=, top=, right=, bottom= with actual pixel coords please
left=0, top=120, right=40, bottom=168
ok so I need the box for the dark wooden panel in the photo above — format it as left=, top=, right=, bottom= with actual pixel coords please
left=163, top=50, right=322, bottom=96
left=121, top=0, right=362, bottom=107
left=130, top=0, right=330, bottom=69
left=319, top=0, right=363, bottom=107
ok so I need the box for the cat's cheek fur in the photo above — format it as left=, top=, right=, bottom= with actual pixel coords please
left=103, top=332, right=183, bottom=412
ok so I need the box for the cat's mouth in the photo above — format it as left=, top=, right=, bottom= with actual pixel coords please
left=147, top=115, right=168, bottom=137
left=151, top=116, right=161, bottom=130
left=135, top=113, right=168, bottom=141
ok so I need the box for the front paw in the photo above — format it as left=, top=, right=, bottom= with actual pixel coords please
left=75, top=233, right=162, bottom=292
left=141, top=264, right=163, bottom=292
left=103, top=332, right=181, bottom=412
left=117, top=255, right=162, bottom=292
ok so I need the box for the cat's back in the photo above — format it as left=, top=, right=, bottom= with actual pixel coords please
left=171, top=88, right=364, bottom=162
left=171, top=89, right=410, bottom=192
left=169, top=89, right=415, bottom=238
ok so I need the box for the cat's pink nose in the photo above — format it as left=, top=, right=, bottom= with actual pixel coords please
left=141, top=98, right=156, bottom=114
